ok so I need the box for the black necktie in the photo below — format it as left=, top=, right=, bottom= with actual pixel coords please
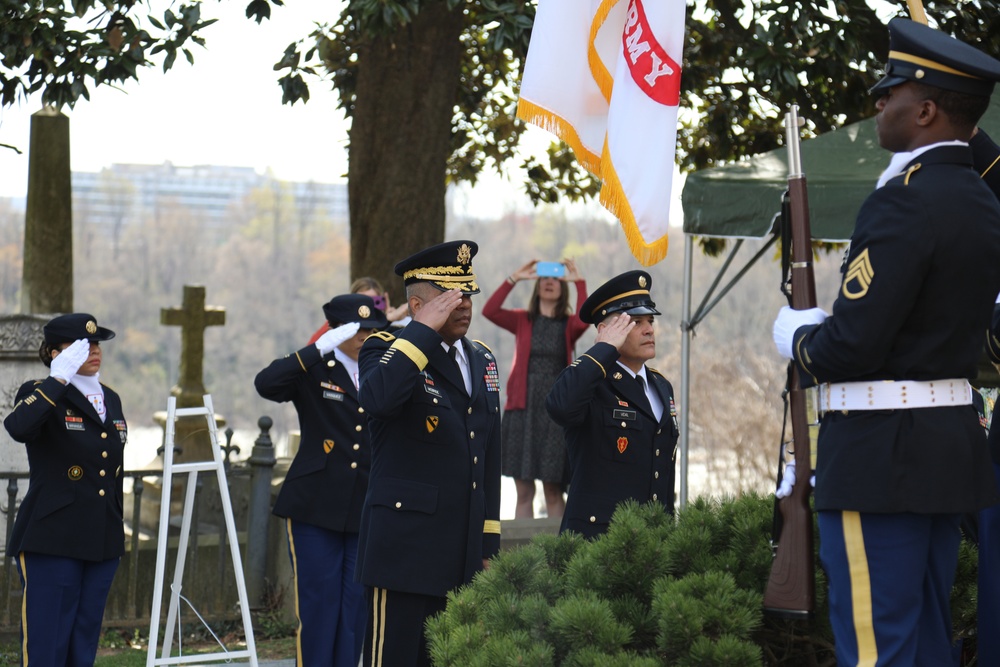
left=448, top=346, right=467, bottom=393
left=635, top=375, right=652, bottom=412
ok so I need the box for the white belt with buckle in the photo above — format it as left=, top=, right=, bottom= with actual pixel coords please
left=818, top=379, right=973, bottom=412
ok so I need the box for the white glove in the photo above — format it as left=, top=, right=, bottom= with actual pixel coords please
left=49, top=339, right=91, bottom=382
left=775, top=460, right=816, bottom=498
left=772, top=306, right=828, bottom=359
left=315, top=322, right=361, bottom=355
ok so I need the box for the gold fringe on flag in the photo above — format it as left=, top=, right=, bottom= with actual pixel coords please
left=599, top=139, right=670, bottom=266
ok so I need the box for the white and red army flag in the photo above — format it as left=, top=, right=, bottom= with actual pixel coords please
left=517, top=0, right=686, bottom=266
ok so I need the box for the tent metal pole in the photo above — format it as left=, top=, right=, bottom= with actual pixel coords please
left=679, top=233, right=694, bottom=510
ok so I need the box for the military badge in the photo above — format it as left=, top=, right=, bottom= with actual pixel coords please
left=358, top=305, right=371, bottom=319
left=86, top=320, right=97, bottom=334
left=617, top=437, right=629, bottom=454
left=638, top=275, right=647, bottom=288
left=68, top=465, right=83, bottom=480
left=65, top=415, right=84, bottom=431
left=618, top=399, right=629, bottom=407
left=324, top=439, right=335, bottom=453
left=426, top=416, right=440, bottom=433
left=842, top=248, right=874, bottom=300
left=613, top=372, right=623, bottom=380
left=457, top=243, right=472, bottom=265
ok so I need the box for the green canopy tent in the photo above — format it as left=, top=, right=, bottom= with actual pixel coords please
left=674, top=97, right=1000, bottom=507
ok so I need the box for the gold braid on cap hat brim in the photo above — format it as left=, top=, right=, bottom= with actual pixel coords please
left=403, top=266, right=478, bottom=292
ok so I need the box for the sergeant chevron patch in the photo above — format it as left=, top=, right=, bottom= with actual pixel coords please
left=842, top=248, right=874, bottom=300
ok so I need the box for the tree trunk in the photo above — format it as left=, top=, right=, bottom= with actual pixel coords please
left=348, top=4, right=465, bottom=304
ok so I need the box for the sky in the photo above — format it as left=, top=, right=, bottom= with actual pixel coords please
left=0, top=0, right=354, bottom=199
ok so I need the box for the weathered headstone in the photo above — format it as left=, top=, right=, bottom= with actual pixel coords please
left=157, top=285, right=226, bottom=463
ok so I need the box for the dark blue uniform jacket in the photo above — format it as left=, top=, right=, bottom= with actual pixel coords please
left=791, top=145, right=1000, bottom=514
left=3, top=377, right=126, bottom=561
left=255, top=344, right=369, bottom=533
left=356, top=322, right=502, bottom=597
left=546, top=341, right=678, bottom=539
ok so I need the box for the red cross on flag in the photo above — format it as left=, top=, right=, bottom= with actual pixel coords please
left=517, top=0, right=686, bottom=266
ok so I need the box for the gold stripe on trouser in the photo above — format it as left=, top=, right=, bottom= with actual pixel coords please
left=371, top=587, right=388, bottom=666
left=18, top=553, right=27, bottom=666
left=843, top=511, right=878, bottom=667
left=285, top=519, right=304, bottom=667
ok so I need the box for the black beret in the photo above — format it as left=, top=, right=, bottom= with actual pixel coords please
left=580, top=270, right=660, bottom=324
left=43, top=313, right=116, bottom=345
left=393, top=240, right=480, bottom=295
left=871, top=18, right=1000, bottom=97
left=322, top=294, right=389, bottom=330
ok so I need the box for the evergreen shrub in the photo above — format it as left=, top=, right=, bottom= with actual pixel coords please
left=428, top=494, right=983, bottom=665
left=428, top=494, right=832, bottom=666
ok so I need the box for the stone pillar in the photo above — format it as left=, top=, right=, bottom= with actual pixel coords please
left=245, top=416, right=276, bottom=608
left=22, top=107, right=72, bottom=314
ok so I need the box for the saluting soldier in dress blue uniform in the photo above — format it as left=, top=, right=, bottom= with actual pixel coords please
left=3, top=313, right=126, bottom=667
left=546, top=270, right=678, bottom=539
left=772, top=18, right=1000, bottom=666
left=255, top=294, right=388, bottom=667
left=355, top=240, right=502, bottom=667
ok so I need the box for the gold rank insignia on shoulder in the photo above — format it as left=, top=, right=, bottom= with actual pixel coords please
left=842, top=248, right=874, bottom=300
left=370, top=331, right=396, bottom=342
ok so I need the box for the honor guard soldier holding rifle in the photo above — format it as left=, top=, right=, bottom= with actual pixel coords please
left=4, top=313, right=126, bottom=666
left=546, top=270, right=678, bottom=539
left=356, top=240, right=502, bottom=667
left=255, top=294, right=388, bottom=667
left=772, top=18, right=1000, bottom=666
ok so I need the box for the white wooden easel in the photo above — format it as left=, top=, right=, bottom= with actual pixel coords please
left=146, top=395, right=258, bottom=666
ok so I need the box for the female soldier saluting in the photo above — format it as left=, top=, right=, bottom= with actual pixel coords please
left=4, top=313, right=126, bottom=667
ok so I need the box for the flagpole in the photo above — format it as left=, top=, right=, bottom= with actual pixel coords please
left=906, top=0, right=928, bottom=25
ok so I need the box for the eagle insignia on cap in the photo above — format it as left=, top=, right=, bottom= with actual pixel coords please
left=638, top=276, right=647, bottom=288
left=86, top=321, right=97, bottom=334
left=457, top=244, right=472, bottom=265
left=358, top=305, right=371, bottom=319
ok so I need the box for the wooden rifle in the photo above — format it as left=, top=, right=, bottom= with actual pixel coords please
left=763, top=105, right=817, bottom=618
